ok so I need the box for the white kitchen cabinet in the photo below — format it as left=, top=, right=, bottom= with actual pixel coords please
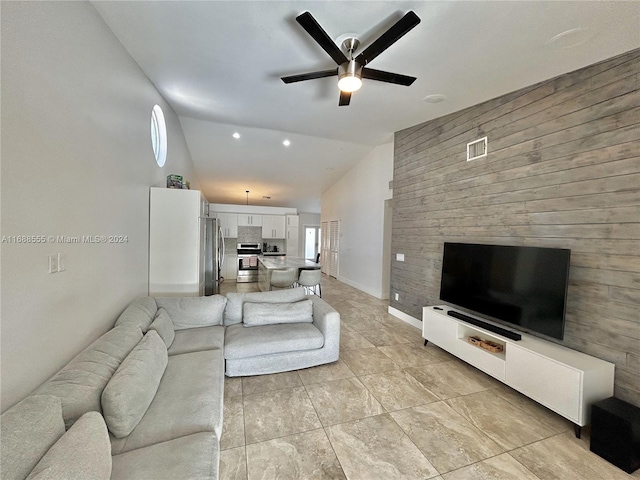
left=286, top=226, right=299, bottom=256
left=215, top=213, right=238, bottom=238
left=201, top=196, right=209, bottom=217
left=237, top=214, right=262, bottom=227
left=262, top=215, right=285, bottom=239
left=422, top=306, right=615, bottom=435
left=286, top=215, right=299, bottom=227
left=149, top=187, right=204, bottom=296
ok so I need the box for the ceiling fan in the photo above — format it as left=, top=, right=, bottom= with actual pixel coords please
left=282, top=11, right=421, bottom=106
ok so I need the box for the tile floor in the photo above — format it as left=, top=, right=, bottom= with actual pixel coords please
left=218, top=276, right=639, bottom=480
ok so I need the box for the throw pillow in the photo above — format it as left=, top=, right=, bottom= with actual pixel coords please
left=243, top=299, right=313, bottom=327
left=149, top=308, right=175, bottom=348
left=101, top=330, right=167, bottom=438
left=26, top=411, right=111, bottom=480
left=224, top=287, right=307, bottom=326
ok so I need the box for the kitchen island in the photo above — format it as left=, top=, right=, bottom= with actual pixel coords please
left=258, top=256, right=321, bottom=292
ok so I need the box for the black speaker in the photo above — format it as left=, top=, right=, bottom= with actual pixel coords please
left=590, top=397, right=640, bottom=474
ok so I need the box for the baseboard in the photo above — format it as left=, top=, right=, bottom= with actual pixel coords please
left=388, top=306, right=422, bottom=330
left=337, top=275, right=383, bottom=300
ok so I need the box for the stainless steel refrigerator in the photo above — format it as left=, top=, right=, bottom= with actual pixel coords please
left=202, top=217, right=225, bottom=295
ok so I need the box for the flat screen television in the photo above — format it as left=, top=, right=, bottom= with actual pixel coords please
left=440, top=242, right=571, bottom=340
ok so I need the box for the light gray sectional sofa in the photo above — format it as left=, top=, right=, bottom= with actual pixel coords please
left=1, top=287, right=340, bottom=480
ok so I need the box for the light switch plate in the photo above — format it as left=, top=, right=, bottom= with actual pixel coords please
left=396, top=253, right=405, bottom=262
left=57, top=253, right=66, bottom=272
left=395, top=293, right=399, bottom=301
left=48, top=255, right=58, bottom=273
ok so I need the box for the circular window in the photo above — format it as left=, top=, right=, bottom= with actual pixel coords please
left=150, top=104, right=167, bottom=167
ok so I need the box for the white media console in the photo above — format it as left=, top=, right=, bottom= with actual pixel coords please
left=422, top=306, right=615, bottom=437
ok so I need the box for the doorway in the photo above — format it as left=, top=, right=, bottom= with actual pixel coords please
left=304, top=225, right=321, bottom=260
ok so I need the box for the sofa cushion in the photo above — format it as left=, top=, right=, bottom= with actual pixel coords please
left=149, top=308, right=175, bottom=348
left=225, top=322, right=324, bottom=359
left=0, top=395, right=65, bottom=480
left=102, top=330, right=168, bottom=438
left=36, top=325, right=143, bottom=428
left=110, top=349, right=224, bottom=454
left=115, top=297, right=158, bottom=332
left=167, top=325, right=225, bottom=356
left=155, top=295, right=226, bottom=330
left=243, top=300, right=313, bottom=327
left=111, top=432, right=219, bottom=480
left=26, top=411, right=111, bottom=480
left=224, top=287, right=307, bottom=326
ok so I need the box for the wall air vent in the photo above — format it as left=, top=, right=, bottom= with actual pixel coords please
left=467, top=137, right=488, bottom=161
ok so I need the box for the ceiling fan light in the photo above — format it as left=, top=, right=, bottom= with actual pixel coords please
left=338, top=75, right=362, bottom=92
left=338, top=60, right=363, bottom=92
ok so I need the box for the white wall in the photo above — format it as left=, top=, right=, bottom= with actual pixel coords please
left=0, top=2, right=199, bottom=411
left=321, top=143, right=393, bottom=299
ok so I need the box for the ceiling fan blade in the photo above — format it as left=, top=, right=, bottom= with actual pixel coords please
left=338, top=91, right=352, bottom=106
left=281, top=69, right=337, bottom=84
left=296, top=12, right=348, bottom=65
left=355, top=11, right=420, bottom=66
left=362, top=68, right=416, bottom=86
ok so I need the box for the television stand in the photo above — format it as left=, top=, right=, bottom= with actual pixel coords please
left=422, top=305, right=615, bottom=437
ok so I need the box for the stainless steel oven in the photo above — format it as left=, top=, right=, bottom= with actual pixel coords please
left=236, top=242, right=261, bottom=283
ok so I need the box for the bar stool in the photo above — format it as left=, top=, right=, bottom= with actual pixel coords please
left=297, top=269, right=322, bottom=297
left=270, top=267, right=298, bottom=290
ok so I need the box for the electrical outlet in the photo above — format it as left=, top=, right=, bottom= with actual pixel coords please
left=57, top=253, right=66, bottom=272
left=394, top=293, right=399, bottom=301
left=48, top=255, right=58, bottom=273
left=396, top=253, right=405, bottom=262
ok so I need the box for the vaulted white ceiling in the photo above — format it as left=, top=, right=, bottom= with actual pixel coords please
left=93, top=1, right=640, bottom=213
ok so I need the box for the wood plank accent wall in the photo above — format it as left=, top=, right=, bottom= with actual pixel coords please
left=391, top=48, right=640, bottom=407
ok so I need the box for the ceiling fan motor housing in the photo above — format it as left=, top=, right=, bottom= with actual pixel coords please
left=338, top=60, right=363, bottom=83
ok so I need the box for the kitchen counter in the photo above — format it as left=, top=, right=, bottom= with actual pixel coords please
left=258, top=256, right=320, bottom=292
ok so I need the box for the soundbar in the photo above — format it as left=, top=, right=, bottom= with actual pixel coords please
left=447, top=310, right=522, bottom=341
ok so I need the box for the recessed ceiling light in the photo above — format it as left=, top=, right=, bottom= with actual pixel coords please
left=283, top=139, right=291, bottom=147
left=547, top=27, right=595, bottom=49
left=232, top=132, right=240, bottom=139
left=326, top=167, right=334, bottom=171
left=423, top=94, right=446, bottom=104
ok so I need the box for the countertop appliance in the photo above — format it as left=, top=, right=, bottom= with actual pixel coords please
left=237, top=242, right=261, bottom=283
left=262, top=243, right=280, bottom=253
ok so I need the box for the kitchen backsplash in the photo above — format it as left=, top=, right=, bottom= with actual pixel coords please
left=238, top=226, right=262, bottom=243
left=223, top=227, right=284, bottom=253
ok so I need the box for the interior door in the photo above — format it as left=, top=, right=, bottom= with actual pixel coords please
left=321, top=221, right=329, bottom=274
left=329, top=220, right=339, bottom=278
